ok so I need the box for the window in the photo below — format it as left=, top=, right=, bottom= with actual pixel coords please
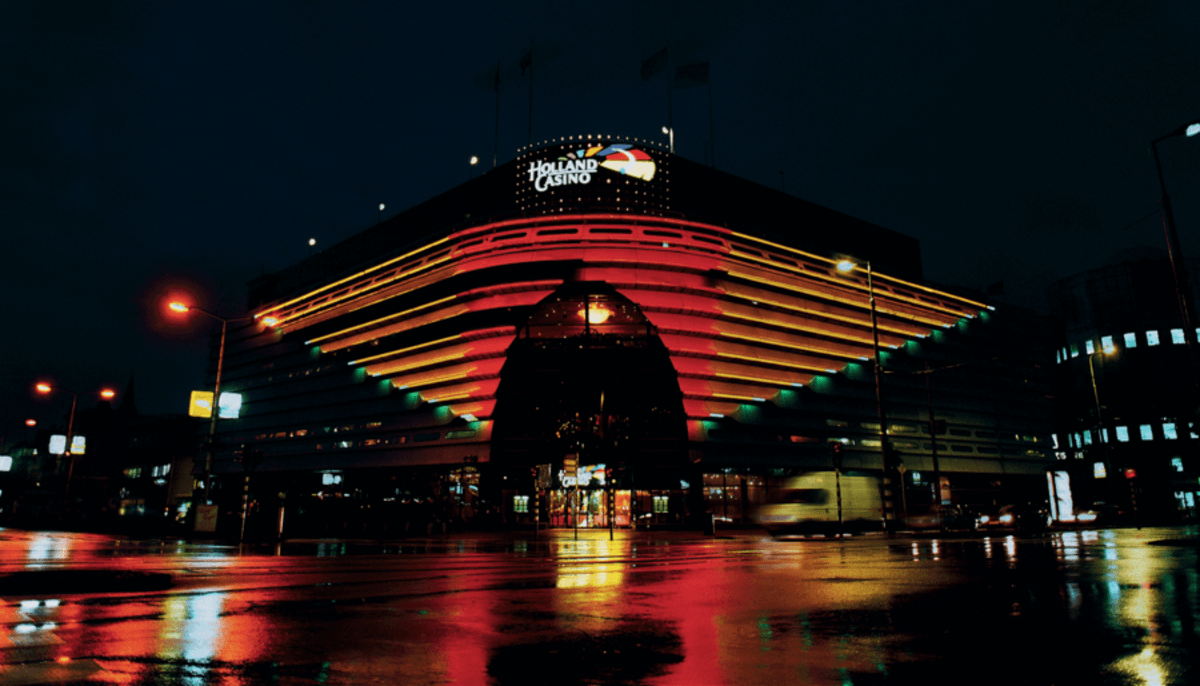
left=1071, top=433, right=1082, bottom=448
left=513, top=495, right=529, bottom=513
left=1094, top=462, right=1107, bottom=478
left=1056, top=350, right=1062, bottom=364
left=1101, top=335, right=1114, bottom=351
left=1061, top=347, right=1069, bottom=361
left=1172, top=329, right=1187, bottom=345
left=1115, top=426, right=1129, bottom=442
left=321, top=472, right=343, bottom=485
left=950, top=445, right=974, bottom=453
left=1140, top=425, right=1154, bottom=441
left=1164, top=423, right=1179, bottom=440
left=1172, top=457, right=1184, bottom=473
left=1124, top=332, right=1137, bottom=348
left=1070, top=344, right=1079, bottom=358
left=653, top=495, right=669, bottom=513
left=1147, top=331, right=1160, bottom=346
left=1083, top=431, right=1092, bottom=445
left=1085, top=340, right=1095, bottom=355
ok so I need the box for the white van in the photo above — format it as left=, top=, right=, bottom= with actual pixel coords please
left=754, top=472, right=883, bottom=535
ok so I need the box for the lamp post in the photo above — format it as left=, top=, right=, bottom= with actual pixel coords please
left=169, top=302, right=253, bottom=509
left=1151, top=118, right=1200, bottom=342
left=34, top=382, right=116, bottom=497
left=835, top=259, right=894, bottom=530
left=1087, top=342, right=1117, bottom=458
left=662, top=126, right=674, bottom=154
left=469, top=155, right=479, bottom=180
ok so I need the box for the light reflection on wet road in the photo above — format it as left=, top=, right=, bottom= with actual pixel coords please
left=0, top=526, right=1197, bottom=685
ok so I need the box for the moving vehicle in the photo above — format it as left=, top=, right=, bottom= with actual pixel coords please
left=754, top=472, right=883, bottom=536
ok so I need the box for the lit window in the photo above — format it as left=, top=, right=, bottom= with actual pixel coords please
left=1124, top=332, right=1137, bottom=348
left=1094, top=462, right=1107, bottom=479
left=1072, top=432, right=1082, bottom=448
left=1164, top=423, right=1178, bottom=439
left=1101, top=335, right=1114, bottom=351
left=1140, top=424, right=1154, bottom=440
left=1070, top=344, right=1079, bottom=358
left=1147, top=331, right=1160, bottom=346
left=1085, top=340, right=1095, bottom=355
left=321, top=472, right=343, bottom=485
left=1083, top=431, right=1092, bottom=445
left=1061, top=347, right=1069, bottom=361
left=513, top=495, right=529, bottom=513
left=653, top=495, right=669, bottom=513
left=1172, top=329, right=1186, bottom=345
left=1056, top=350, right=1062, bottom=364
left=1172, top=457, right=1184, bottom=472
left=1115, top=426, right=1129, bottom=442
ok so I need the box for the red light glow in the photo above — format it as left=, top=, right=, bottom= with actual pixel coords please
left=168, top=302, right=189, bottom=313
left=26, top=419, right=36, bottom=427
left=100, top=389, right=116, bottom=399
left=35, top=383, right=52, bottom=394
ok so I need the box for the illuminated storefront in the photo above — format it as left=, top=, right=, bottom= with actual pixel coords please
left=201, top=136, right=1053, bottom=536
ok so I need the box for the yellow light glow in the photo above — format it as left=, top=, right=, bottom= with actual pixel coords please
left=168, top=302, right=189, bottom=313
left=726, top=271, right=955, bottom=328
left=836, top=260, right=856, bottom=272
left=262, top=316, right=279, bottom=327
left=100, top=389, right=115, bottom=399
left=578, top=303, right=613, bottom=324
left=35, top=383, right=52, bottom=394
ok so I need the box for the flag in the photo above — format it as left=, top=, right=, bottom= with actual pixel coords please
left=520, top=50, right=532, bottom=76
left=641, top=46, right=667, bottom=80
left=674, top=61, right=709, bottom=89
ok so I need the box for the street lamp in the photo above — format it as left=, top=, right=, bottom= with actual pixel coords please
left=1150, top=118, right=1200, bottom=347
left=834, top=258, right=894, bottom=530
left=662, top=126, right=674, bottom=153
left=1087, top=341, right=1117, bottom=456
left=34, top=382, right=116, bottom=497
left=168, top=301, right=253, bottom=507
left=469, top=155, right=479, bottom=180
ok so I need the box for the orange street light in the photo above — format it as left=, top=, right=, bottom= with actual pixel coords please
left=167, top=299, right=253, bottom=507
left=33, top=382, right=117, bottom=497
left=25, top=419, right=36, bottom=427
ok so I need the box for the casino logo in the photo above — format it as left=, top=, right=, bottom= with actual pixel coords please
left=528, top=144, right=656, bottom=192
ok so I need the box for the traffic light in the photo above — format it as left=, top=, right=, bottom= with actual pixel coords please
left=832, top=442, right=843, bottom=469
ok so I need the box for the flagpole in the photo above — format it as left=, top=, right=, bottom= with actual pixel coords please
left=527, top=39, right=534, bottom=146
left=494, top=61, right=500, bottom=168
left=707, top=60, right=714, bottom=168
left=666, top=42, right=673, bottom=140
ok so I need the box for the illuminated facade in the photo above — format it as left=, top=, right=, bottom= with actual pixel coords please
left=203, top=137, right=1052, bottom=536
left=1048, top=254, right=1200, bottom=523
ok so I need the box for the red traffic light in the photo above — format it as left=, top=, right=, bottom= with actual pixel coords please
left=1124, top=468, right=1137, bottom=479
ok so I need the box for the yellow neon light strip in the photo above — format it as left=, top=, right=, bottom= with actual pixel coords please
left=259, top=236, right=454, bottom=318
left=720, top=309, right=895, bottom=349
left=368, top=351, right=470, bottom=377
left=276, top=253, right=457, bottom=326
left=309, top=296, right=457, bottom=345
left=710, top=392, right=771, bottom=402
left=392, top=370, right=474, bottom=390
left=711, top=371, right=810, bottom=387
left=721, top=288, right=925, bottom=337
left=715, top=351, right=836, bottom=374
left=349, top=335, right=460, bottom=366
left=424, top=391, right=475, bottom=402
left=727, top=251, right=973, bottom=320
left=728, top=230, right=988, bottom=309
left=726, top=271, right=953, bottom=328
left=717, top=330, right=868, bottom=361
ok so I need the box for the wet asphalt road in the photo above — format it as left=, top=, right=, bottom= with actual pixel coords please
left=0, top=526, right=1197, bottom=685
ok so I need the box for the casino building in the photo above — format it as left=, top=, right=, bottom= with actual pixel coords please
left=198, top=136, right=1054, bottom=537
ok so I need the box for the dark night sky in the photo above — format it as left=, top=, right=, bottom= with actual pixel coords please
left=4, top=1, right=1200, bottom=447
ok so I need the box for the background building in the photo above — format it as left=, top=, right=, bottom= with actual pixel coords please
left=1047, top=250, right=1200, bottom=524
left=198, top=137, right=1054, bottom=537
